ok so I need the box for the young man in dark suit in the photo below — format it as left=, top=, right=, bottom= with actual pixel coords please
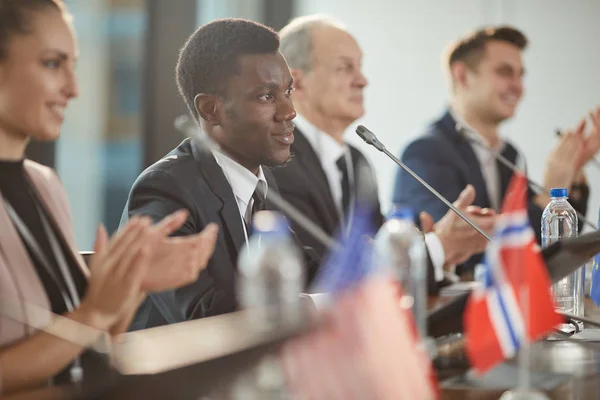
left=272, top=15, right=495, bottom=289
left=393, top=26, right=600, bottom=275
left=120, top=19, right=312, bottom=329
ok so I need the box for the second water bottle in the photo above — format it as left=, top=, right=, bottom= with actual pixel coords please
left=541, top=187, right=584, bottom=332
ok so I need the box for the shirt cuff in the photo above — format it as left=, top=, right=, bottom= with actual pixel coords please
left=424, top=232, right=445, bottom=282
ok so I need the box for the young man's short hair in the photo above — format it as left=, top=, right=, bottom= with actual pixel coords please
left=445, top=25, right=528, bottom=72
left=175, top=18, right=280, bottom=121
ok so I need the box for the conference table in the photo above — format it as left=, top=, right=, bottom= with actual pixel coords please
left=4, top=297, right=600, bottom=400
left=438, top=296, right=600, bottom=399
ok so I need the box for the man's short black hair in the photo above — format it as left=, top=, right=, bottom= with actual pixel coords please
left=175, top=18, right=280, bottom=121
left=446, top=25, right=528, bottom=72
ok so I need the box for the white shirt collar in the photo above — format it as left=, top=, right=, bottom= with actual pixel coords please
left=449, top=108, right=504, bottom=152
left=212, top=149, right=268, bottom=216
left=449, top=108, right=503, bottom=211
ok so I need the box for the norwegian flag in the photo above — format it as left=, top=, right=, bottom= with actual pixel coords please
left=464, top=173, right=563, bottom=374
left=280, top=279, right=437, bottom=399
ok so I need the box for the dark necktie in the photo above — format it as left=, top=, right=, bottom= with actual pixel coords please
left=246, top=180, right=267, bottom=231
left=336, top=155, right=351, bottom=217
left=252, top=180, right=267, bottom=215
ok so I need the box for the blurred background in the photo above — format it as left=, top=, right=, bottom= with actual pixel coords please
left=28, top=0, right=600, bottom=250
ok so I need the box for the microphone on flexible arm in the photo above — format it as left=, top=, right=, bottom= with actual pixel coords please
left=355, top=124, right=492, bottom=242
left=353, top=125, right=600, bottom=372
left=455, top=124, right=597, bottom=230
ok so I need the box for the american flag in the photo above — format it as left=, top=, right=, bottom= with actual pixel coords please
left=280, top=204, right=438, bottom=399
left=281, top=278, right=437, bottom=399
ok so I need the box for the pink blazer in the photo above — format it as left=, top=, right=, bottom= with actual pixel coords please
left=0, top=161, right=89, bottom=348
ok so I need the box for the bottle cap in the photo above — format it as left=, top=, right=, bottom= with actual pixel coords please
left=387, top=206, right=414, bottom=221
left=251, top=211, right=289, bottom=236
left=549, top=188, right=568, bottom=198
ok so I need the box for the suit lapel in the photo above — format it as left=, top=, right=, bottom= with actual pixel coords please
left=0, top=199, right=52, bottom=337
left=438, top=111, right=492, bottom=208
left=291, top=128, right=340, bottom=231
left=263, top=169, right=279, bottom=211
left=24, top=162, right=90, bottom=279
left=190, top=141, right=247, bottom=265
left=0, top=168, right=55, bottom=334
left=350, top=146, right=377, bottom=206
left=498, top=144, right=518, bottom=203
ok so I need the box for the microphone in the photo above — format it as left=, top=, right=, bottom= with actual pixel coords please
left=355, top=125, right=492, bottom=242
left=173, top=115, right=340, bottom=252
left=555, top=129, right=600, bottom=171
left=456, top=124, right=597, bottom=230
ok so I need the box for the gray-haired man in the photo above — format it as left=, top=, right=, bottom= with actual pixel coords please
left=271, top=15, right=495, bottom=292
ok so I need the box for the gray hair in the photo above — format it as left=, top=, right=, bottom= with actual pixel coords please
left=279, top=14, right=345, bottom=72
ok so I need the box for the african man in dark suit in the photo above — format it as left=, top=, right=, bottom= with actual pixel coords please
left=121, top=19, right=313, bottom=329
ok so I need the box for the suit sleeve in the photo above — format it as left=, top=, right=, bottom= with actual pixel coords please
left=125, top=170, right=198, bottom=235
left=123, top=170, right=229, bottom=322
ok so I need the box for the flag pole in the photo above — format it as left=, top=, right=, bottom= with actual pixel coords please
left=517, top=286, right=532, bottom=392
left=499, top=258, right=550, bottom=399
left=464, top=174, right=564, bottom=391
left=499, top=177, right=550, bottom=400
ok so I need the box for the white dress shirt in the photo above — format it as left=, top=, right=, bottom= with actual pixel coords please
left=451, top=110, right=505, bottom=211
left=212, top=150, right=268, bottom=226
left=294, top=114, right=446, bottom=282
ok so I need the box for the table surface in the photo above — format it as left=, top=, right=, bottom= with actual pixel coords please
left=440, top=296, right=600, bottom=399
left=4, top=296, right=600, bottom=400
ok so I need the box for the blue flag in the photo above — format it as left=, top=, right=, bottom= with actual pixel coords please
left=311, top=204, right=378, bottom=295
left=591, top=208, right=600, bottom=306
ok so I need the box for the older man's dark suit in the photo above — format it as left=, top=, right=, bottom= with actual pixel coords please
left=271, top=127, right=449, bottom=294
left=120, top=138, right=319, bottom=330
left=271, top=127, right=384, bottom=258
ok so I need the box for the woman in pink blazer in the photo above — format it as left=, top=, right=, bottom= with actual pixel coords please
left=0, top=0, right=219, bottom=395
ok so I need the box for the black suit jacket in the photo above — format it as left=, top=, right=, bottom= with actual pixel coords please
left=271, top=127, right=384, bottom=259
left=121, top=139, right=318, bottom=330
left=271, top=127, right=449, bottom=294
left=392, top=110, right=588, bottom=274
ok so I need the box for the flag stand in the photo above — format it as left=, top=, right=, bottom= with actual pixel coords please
left=499, top=287, right=550, bottom=400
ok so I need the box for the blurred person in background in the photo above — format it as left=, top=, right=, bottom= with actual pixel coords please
left=272, top=15, right=495, bottom=290
left=0, top=0, right=218, bottom=394
left=393, top=25, right=600, bottom=275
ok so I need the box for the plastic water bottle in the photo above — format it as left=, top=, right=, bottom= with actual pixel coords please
left=234, top=211, right=304, bottom=400
left=541, top=188, right=584, bottom=332
left=237, top=211, right=305, bottom=331
left=373, top=207, right=428, bottom=339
